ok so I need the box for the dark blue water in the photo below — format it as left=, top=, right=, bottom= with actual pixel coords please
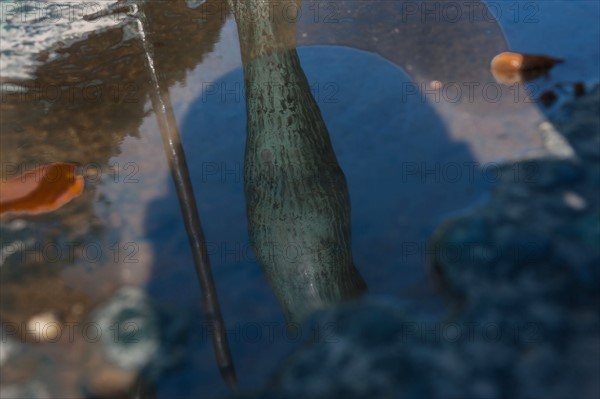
left=144, top=3, right=600, bottom=397
left=147, top=46, right=490, bottom=398
left=495, top=0, right=599, bottom=89
left=2, top=0, right=598, bottom=397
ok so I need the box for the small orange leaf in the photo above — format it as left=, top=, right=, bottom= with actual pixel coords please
left=491, top=51, right=563, bottom=72
left=0, top=163, right=84, bottom=217
left=491, top=51, right=563, bottom=85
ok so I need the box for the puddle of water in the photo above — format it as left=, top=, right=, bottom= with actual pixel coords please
left=1, top=0, right=598, bottom=398
left=494, top=0, right=600, bottom=88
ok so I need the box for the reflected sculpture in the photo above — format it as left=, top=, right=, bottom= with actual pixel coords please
left=231, top=0, right=366, bottom=323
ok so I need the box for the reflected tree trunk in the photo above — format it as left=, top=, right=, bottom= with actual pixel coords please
left=231, top=0, right=366, bottom=323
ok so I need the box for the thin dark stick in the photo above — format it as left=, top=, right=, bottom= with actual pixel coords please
left=132, top=11, right=237, bottom=388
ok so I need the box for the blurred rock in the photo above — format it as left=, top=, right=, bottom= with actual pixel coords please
left=0, top=381, right=51, bottom=399
left=25, top=311, right=62, bottom=343
left=92, top=286, right=159, bottom=370
left=238, top=88, right=599, bottom=398
left=80, top=287, right=160, bottom=398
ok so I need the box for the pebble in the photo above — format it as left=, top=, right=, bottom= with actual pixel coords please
left=26, top=312, right=62, bottom=343
left=7, top=219, right=27, bottom=230
left=430, top=80, right=443, bottom=90
left=563, top=191, right=587, bottom=211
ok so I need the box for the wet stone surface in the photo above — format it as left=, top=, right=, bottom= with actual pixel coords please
left=1, top=1, right=599, bottom=397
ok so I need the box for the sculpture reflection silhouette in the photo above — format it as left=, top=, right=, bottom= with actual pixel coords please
left=231, top=0, right=366, bottom=324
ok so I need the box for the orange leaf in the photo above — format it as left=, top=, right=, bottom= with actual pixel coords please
left=491, top=51, right=563, bottom=72
left=0, top=163, right=84, bottom=217
left=490, top=51, right=563, bottom=85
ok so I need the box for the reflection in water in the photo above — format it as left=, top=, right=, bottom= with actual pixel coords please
left=1, top=0, right=228, bottom=168
left=293, top=0, right=550, bottom=161
left=0, top=163, right=84, bottom=217
left=127, top=2, right=237, bottom=387
left=2, top=0, right=597, bottom=397
left=0, top=0, right=233, bottom=397
left=490, top=51, right=563, bottom=85
left=232, top=0, right=366, bottom=323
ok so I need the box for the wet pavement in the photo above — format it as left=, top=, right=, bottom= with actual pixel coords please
left=1, top=1, right=599, bottom=398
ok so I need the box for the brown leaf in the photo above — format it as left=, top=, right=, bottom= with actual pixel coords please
left=491, top=51, right=563, bottom=71
left=490, top=51, right=563, bottom=85
left=0, top=163, right=84, bottom=217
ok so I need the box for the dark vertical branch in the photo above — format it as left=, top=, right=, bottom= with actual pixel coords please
left=132, top=8, right=237, bottom=388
